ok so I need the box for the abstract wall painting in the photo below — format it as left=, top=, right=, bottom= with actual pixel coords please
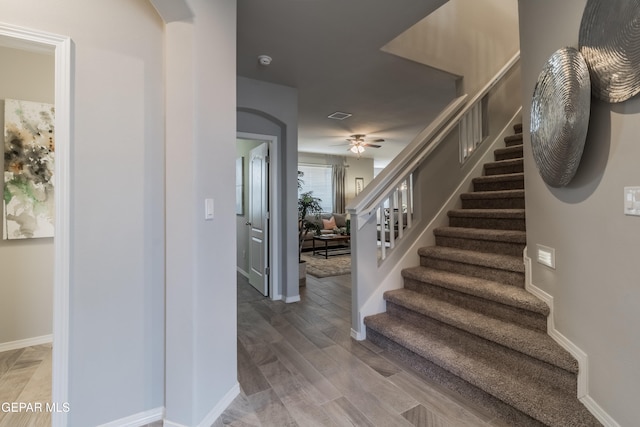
left=3, top=99, right=55, bottom=239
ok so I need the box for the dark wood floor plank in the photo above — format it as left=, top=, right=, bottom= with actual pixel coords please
left=237, top=339, right=272, bottom=396
left=247, top=388, right=298, bottom=427
left=259, top=360, right=334, bottom=427
left=402, top=404, right=453, bottom=427
left=322, top=396, right=376, bottom=427
left=389, top=370, right=492, bottom=426
left=321, top=344, right=418, bottom=414
left=269, top=341, right=341, bottom=405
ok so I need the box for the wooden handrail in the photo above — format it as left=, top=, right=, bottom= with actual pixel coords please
left=347, top=51, right=521, bottom=228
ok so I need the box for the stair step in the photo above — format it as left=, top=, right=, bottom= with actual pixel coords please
left=447, top=208, right=526, bottom=231
left=460, top=189, right=525, bottom=210
left=365, top=315, right=601, bottom=427
left=484, top=158, right=524, bottom=176
left=494, top=145, right=523, bottom=161
left=473, top=173, right=524, bottom=192
left=383, top=288, right=577, bottom=374
left=434, top=226, right=526, bottom=256
left=402, top=266, right=548, bottom=330
left=418, top=246, right=524, bottom=287
left=504, top=133, right=523, bottom=147
left=513, top=123, right=523, bottom=134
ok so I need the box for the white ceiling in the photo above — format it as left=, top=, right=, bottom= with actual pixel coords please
left=237, top=0, right=459, bottom=168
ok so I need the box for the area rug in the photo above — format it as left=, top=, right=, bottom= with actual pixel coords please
left=301, top=253, right=351, bottom=278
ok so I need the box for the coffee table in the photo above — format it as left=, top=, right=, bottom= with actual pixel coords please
left=312, top=234, right=351, bottom=259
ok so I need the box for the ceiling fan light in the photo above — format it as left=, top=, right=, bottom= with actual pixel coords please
left=350, top=145, right=359, bottom=154
left=357, top=145, right=365, bottom=153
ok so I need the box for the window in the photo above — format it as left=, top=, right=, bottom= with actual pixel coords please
left=298, top=164, right=333, bottom=212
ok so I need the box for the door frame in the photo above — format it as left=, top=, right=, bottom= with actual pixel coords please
left=0, top=23, right=72, bottom=427
left=237, top=132, right=281, bottom=299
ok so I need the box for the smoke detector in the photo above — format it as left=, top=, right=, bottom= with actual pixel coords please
left=258, top=55, right=272, bottom=66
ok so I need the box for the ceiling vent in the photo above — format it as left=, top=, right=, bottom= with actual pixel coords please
left=327, top=111, right=352, bottom=120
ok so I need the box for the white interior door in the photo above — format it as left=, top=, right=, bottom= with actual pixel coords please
left=248, top=143, right=269, bottom=295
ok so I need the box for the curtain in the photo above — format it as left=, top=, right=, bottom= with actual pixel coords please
left=332, top=165, right=346, bottom=213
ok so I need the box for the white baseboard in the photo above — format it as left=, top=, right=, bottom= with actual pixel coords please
left=196, top=382, right=240, bottom=427
left=0, top=334, right=53, bottom=352
left=164, top=383, right=240, bottom=427
left=523, top=248, right=620, bottom=427
left=284, top=295, right=300, bottom=303
left=351, top=328, right=365, bottom=341
left=96, top=406, right=163, bottom=427
left=236, top=267, right=249, bottom=278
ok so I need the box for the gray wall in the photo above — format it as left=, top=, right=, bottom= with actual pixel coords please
left=3, top=1, right=166, bottom=425
left=237, top=76, right=299, bottom=301
left=0, top=46, right=54, bottom=346
left=164, top=0, right=238, bottom=425
left=519, top=1, right=638, bottom=425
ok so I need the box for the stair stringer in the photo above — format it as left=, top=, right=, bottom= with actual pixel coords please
left=523, top=248, right=621, bottom=427
left=352, top=109, right=522, bottom=340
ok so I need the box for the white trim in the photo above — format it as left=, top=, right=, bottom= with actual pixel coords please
left=237, top=132, right=280, bottom=301
left=236, top=267, right=249, bottom=278
left=580, top=396, right=622, bottom=427
left=0, top=335, right=53, bottom=352
left=351, top=328, right=366, bottom=341
left=196, top=383, right=240, bottom=427
left=163, top=383, right=240, bottom=427
left=523, top=248, right=621, bottom=427
left=0, top=22, right=72, bottom=427
left=284, top=295, right=301, bottom=303
left=96, top=407, right=164, bottom=427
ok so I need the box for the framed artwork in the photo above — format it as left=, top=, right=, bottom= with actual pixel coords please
left=236, top=157, right=244, bottom=215
left=355, top=177, right=364, bottom=195
left=3, top=99, right=55, bottom=239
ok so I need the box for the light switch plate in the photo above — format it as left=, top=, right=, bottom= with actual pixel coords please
left=205, top=198, right=214, bottom=220
left=624, top=187, right=640, bottom=216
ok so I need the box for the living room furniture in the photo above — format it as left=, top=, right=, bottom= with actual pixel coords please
left=312, top=234, right=351, bottom=259
left=301, top=212, right=349, bottom=250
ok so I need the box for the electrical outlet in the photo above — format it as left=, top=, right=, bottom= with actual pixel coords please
left=624, top=187, right=640, bottom=216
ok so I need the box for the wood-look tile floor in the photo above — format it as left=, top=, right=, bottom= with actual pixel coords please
left=0, top=273, right=506, bottom=427
left=0, top=343, right=52, bottom=427
left=216, top=273, right=506, bottom=427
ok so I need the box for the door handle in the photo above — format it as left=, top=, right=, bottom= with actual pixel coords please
left=245, top=222, right=252, bottom=226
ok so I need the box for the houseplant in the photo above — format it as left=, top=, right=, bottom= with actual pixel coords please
left=298, top=173, right=323, bottom=286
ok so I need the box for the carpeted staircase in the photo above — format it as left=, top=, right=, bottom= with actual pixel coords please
left=364, top=124, right=602, bottom=427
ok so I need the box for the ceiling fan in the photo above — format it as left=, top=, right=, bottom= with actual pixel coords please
left=344, top=134, right=385, bottom=156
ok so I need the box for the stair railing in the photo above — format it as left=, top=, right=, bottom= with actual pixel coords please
left=346, top=52, right=521, bottom=339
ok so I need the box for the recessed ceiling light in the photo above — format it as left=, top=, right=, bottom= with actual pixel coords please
left=327, top=111, right=352, bottom=120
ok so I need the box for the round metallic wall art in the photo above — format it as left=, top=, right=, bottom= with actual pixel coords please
left=579, top=0, right=640, bottom=103
left=530, top=47, right=591, bottom=188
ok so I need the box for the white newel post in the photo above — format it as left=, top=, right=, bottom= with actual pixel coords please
left=349, top=209, right=380, bottom=340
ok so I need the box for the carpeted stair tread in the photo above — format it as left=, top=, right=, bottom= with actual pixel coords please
left=365, top=314, right=600, bottom=427
left=504, top=133, right=523, bottom=147
left=513, top=123, right=523, bottom=133
left=383, top=288, right=577, bottom=373
left=401, top=266, right=548, bottom=316
left=460, top=189, right=525, bottom=201
left=484, top=158, right=524, bottom=172
left=447, top=208, right=525, bottom=219
left=494, top=145, right=524, bottom=161
left=433, top=226, right=526, bottom=244
left=418, top=246, right=524, bottom=274
left=473, top=173, right=524, bottom=191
